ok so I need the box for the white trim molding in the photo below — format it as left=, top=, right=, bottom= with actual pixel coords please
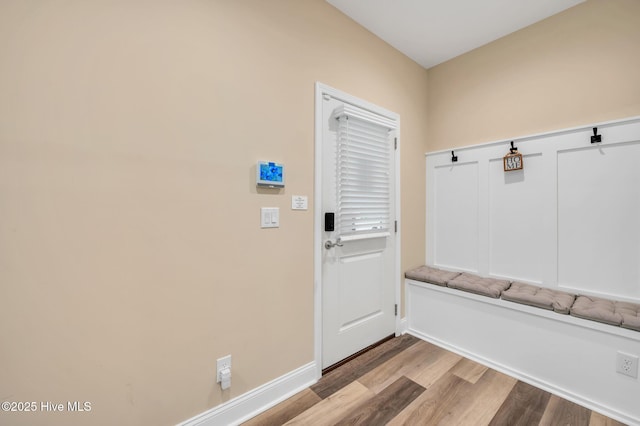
left=178, top=362, right=317, bottom=426
left=398, top=317, right=408, bottom=335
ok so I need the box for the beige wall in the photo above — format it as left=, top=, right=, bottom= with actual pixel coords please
left=427, top=0, right=640, bottom=151
left=0, top=1, right=428, bottom=425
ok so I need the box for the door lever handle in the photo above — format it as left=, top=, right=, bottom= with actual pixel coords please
left=324, top=238, right=344, bottom=249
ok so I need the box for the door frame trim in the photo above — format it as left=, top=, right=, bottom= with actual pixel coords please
left=314, top=82, right=401, bottom=378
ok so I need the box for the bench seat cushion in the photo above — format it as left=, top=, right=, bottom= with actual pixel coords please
left=570, top=296, right=640, bottom=330
left=618, top=302, right=640, bottom=332
left=501, top=282, right=576, bottom=314
left=404, top=265, right=461, bottom=287
left=447, top=273, right=511, bottom=298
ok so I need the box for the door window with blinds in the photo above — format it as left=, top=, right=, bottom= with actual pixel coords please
left=333, top=105, right=395, bottom=241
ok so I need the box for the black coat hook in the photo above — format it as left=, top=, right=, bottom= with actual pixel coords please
left=591, top=127, right=602, bottom=144
left=451, top=151, right=458, bottom=162
left=510, top=141, right=518, bottom=154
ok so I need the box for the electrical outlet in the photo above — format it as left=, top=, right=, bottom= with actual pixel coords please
left=216, top=355, right=231, bottom=383
left=616, top=352, right=638, bottom=378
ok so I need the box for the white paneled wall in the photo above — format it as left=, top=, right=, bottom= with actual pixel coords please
left=557, top=142, right=640, bottom=297
left=426, top=117, right=640, bottom=302
left=488, top=153, right=545, bottom=283
left=432, top=161, right=479, bottom=272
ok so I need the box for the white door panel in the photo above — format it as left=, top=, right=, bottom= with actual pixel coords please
left=321, top=94, right=397, bottom=369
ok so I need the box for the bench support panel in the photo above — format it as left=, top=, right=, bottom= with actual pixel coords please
left=407, top=279, right=640, bottom=426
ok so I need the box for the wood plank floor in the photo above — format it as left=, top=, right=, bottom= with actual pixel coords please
left=243, top=334, right=628, bottom=426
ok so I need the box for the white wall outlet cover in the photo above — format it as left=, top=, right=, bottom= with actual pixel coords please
left=616, top=351, right=639, bottom=378
left=216, top=355, right=232, bottom=383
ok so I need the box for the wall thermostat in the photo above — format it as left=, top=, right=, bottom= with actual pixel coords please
left=257, top=161, right=285, bottom=187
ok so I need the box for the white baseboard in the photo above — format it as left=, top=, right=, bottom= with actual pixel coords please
left=178, top=362, right=317, bottom=426
left=397, top=317, right=407, bottom=335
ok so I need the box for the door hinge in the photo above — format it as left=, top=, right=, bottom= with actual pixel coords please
left=394, top=304, right=398, bottom=316
left=394, top=138, right=398, bottom=150
left=394, top=220, right=398, bottom=233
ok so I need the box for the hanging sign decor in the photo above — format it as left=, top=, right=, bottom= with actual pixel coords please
left=503, top=141, right=523, bottom=172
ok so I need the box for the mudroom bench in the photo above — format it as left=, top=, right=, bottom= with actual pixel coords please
left=405, top=265, right=640, bottom=425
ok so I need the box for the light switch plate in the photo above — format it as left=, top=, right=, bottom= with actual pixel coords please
left=261, top=207, right=279, bottom=228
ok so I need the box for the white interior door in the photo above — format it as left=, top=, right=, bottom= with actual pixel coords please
left=320, top=93, right=397, bottom=369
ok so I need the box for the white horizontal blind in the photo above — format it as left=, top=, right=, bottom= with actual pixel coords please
left=335, top=112, right=392, bottom=239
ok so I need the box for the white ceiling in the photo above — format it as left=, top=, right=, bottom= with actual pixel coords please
left=326, top=0, right=585, bottom=69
